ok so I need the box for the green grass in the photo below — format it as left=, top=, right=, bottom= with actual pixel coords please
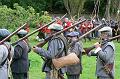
left=11, top=29, right=120, bottom=79
left=28, top=38, right=120, bottom=79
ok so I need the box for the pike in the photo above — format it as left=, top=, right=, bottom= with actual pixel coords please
left=12, top=13, right=67, bottom=45
left=0, top=23, right=27, bottom=44
left=36, top=19, right=86, bottom=47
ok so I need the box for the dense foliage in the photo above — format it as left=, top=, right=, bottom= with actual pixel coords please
left=0, top=0, right=119, bottom=29
left=0, top=3, right=52, bottom=30
left=0, top=0, right=119, bottom=16
left=0, top=0, right=66, bottom=13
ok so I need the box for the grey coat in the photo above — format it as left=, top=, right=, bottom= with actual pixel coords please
left=89, top=42, right=115, bottom=78
left=66, top=41, right=83, bottom=75
left=35, top=34, right=67, bottom=73
left=0, top=42, right=14, bottom=79
left=11, top=40, right=31, bottom=73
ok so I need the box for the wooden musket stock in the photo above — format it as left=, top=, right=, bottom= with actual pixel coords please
left=84, top=34, right=120, bottom=54
left=109, top=34, right=120, bottom=41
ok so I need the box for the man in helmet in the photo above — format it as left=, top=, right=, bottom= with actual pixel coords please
left=88, top=26, right=115, bottom=79
left=66, top=31, right=84, bottom=79
left=0, top=29, right=14, bottom=79
left=33, top=23, right=68, bottom=79
left=11, top=29, right=31, bottom=79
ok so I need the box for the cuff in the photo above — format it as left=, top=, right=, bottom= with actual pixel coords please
left=34, top=47, right=42, bottom=54
left=94, top=47, right=102, bottom=54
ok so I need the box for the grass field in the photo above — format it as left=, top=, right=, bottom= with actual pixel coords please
left=12, top=28, right=120, bottom=79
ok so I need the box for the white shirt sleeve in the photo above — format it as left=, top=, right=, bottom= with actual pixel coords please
left=94, top=47, right=102, bottom=54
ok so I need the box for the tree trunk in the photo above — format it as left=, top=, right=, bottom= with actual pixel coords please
left=92, top=0, right=100, bottom=21
left=116, top=1, right=120, bottom=21
left=104, top=0, right=111, bottom=21
left=63, top=0, right=86, bottom=19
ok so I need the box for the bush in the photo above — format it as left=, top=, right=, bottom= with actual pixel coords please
left=0, top=3, right=52, bottom=30
left=0, top=5, right=15, bottom=29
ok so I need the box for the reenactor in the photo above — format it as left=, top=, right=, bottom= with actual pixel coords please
left=88, top=27, right=115, bottom=79
left=36, top=22, right=45, bottom=42
left=33, top=23, right=68, bottom=79
left=11, top=29, right=31, bottom=79
left=63, top=18, right=72, bottom=36
left=0, top=29, right=14, bottom=79
left=55, top=17, right=63, bottom=25
left=66, top=31, right=84, bottom=79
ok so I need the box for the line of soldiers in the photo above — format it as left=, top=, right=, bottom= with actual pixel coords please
left=33, top=23, right=115, bottom=79
left=0, top=29, right=31, bottom=79
left=0, top=21, right=115, bottom=79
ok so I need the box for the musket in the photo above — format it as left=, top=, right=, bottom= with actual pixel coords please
left=12, top=13, right=68, bottom=45
left=84, top=34, right=120, bottom=54
left=0, top=23, right=27, bottom=44
left=60, top=13, right=67, bottom=20
left=79, top=24, right=102, bottom=39
left=109, top=34, right=120, bottom=41
left=36, top=19, right=86, bottom=47
left=0, top=23, right=27, bottom=79
left=12, top=20, right=55, bottom=45
left=83, top=36, right=120, bottom=79
left=73, top=24, right=102, bottom=54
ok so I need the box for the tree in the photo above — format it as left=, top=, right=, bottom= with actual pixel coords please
left=91, top=0, right=100, bottom=21
left=63, top=0, right=86, bottom=19
left=104, top=0, right=111, bottom=21
left=104, top=0, right=120, bottom=20
left=110, top=0, right=120, bottom=20
left=116, top=1, right=120, bottom=21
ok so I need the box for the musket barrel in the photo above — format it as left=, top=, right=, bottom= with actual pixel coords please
left=12, top=13, right=68, bottom=45
left=0, top=23, right=27, bottom=44
left=83, top=31, right=120, bottom=54
left=53, top=20, right=86, bottom=36
left=80, top=24, right=103, bottom=54
left=109, top=34, right=120, bottom=41
left=60, top=13, right=67, bottom=20
left=79, top=24, right=102, bottom=39
left=12, top=20, right=55, bottom=45
left=36, top=19, right=86, bottom=47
